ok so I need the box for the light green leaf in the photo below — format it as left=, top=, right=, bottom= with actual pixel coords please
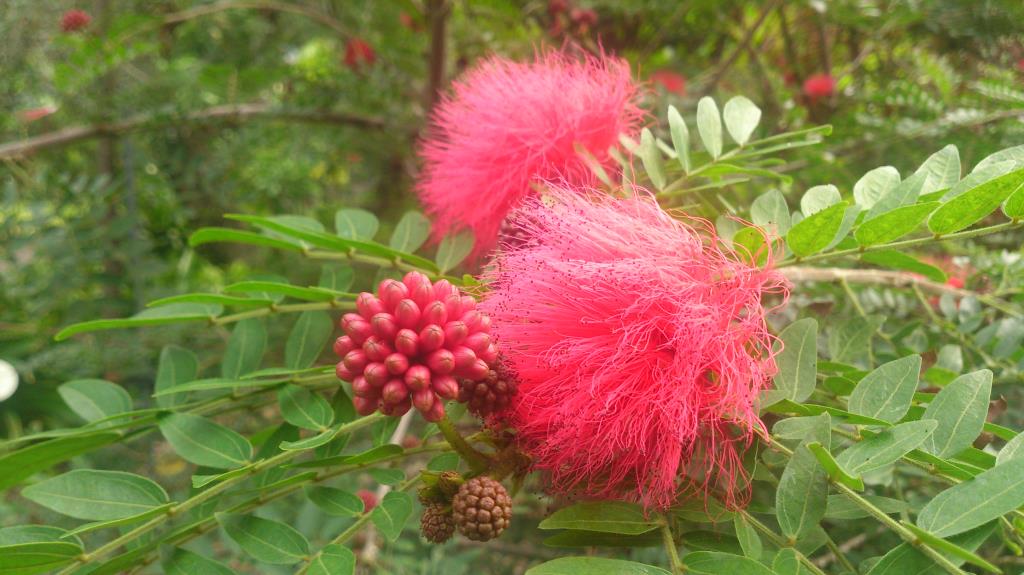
left=866, top=170, right=926, bottom=219
left=278, top=385, right=333, bottom=431
left=929, top=167, right=1024, bottom=234
left=21, top=470, right=168, bottom=521
left=848, top=355, right=921, bottom=423
left=146, top=293, right=274, bottom=309
left=996, top=432, right=1024, bottom=465
left=189, top=227, right=303, bottom=252
left=684, top=551, right=776, bottom=575
left=162, top=548, right=234, bottom=575
left=914, top=145, right=961, bottom=195
left=771, top=548, right=803, bottom=575
left=436, top=231, right=475, bottom=273
left=526, top=557, right=670, bottom=575
left=158, top=413, right=252, bottom=469
left=807, top=442, right=864, bottom=490
left=825, top=494, right=908, bottom=519
left=920, top=370, right=992, bottom=457
left=318, top=265, right=355, bottom=292
left=855, top=202, right=939, bottom=246
left=0, top=541, right=81, bottom=575
left=639, top=128, right=666, bottom=190
left=370, top=491, right=414, bottom=541
left=0, top=525, right=80, bottom=546
left=854, top=166, right=900, bottom=209
left=786, top=202, right=848, bottom=257
left=918, top=457, right=1024, bottom=537
left=1003, top=178, right=1024, bottom=219
left=0, top=432, right=121, bottom=492
left=733, top=514, right=762, bottom=560
left=974, top=144, right=1024, bottom=172
left=54, top=303, right=221, bottom=341
left=800, top=185, right=841, bottom=217
left=221, top=318, right=267, bottom=379
left=334, top=208, right=379, bottom=240
left=764, top=318, right=817, bottom=406
left=217, top=513, right=309, bottom=564
left=279, top=427, right=337, bottom=450
left=866, top=522, right=996, bottom=574
left=285, top=311, right=333, bottom=369
left=860, top=250, right=947, bottom=283
left=723, top=96, right=761, bottom=146
left=750, top=189, right=791, bottom=235
left=390, top=211, right=431, bottom=253
left=900, top=522, right=1001, bottom=572
left=947, top=161, right=1016, bottom=200
left=307, top=544, right=356, bottom=575
left=155, top=345, right=198, bottom=408
left=776, top=413, right=830, bottom=539
left=224, top=280, right=335, bottom=302
left=667, top=105, right=691, bottom=173
left=836, top=420, right=937, bottom=475
left=539, top=501, right=658, bottom=535
left=57, top=379, right=131, bottom=424
left=305, top=486, right=363, bottom=516
left=696, top=97, right=723, bottom=159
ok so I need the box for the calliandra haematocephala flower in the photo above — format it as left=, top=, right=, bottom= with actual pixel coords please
left=416, top=51, right=643, bottom=257
left=481, top=187, right=789, bottom=510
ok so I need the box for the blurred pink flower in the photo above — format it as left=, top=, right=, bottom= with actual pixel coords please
left=803, top=73, right=836, bottom=99
left=417, top=51, right=643, bottom=256
left=61, top=9, right=91, bottom=33
left=481, top=187, right=788, bottom=509
left=650, top=69, right=686, bottom=96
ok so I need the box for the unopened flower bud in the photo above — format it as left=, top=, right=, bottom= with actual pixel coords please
left=363, top=362, right=389, bottom=387
left=422, top=300, right=448, bottom=327
left=444, top=321, right=469, bottom=346
left=451, top=346, right=477, bottom=372
left=347, top=319, right=373, bottom=344
left=379, top=279, right=410, bottom=308
left=335, top=362, right=355, bottom=382
left=385, top=353, right=410, bottom=375
left=333, top=336, right=355, bottom=357
left=343, top=349, right=368, bottom=374
left=433, top=279, right=457, bottom=301
left=461, top=358, right=490, bottom=381
left=371, top=313, right=398, bottom=340
left=405, top=365, right=432, bottom=391
left=395, top=329, right=419, bottom=356
left=411, top=283, right=435, bottom=310
left=427, top=349, right=455, bottom=374
left=382, top=398, right=412, bottom=416
left=479, top=343, right=500, bottom=364
left=382, top=379, right=409, bottom=405
left=341, top=313, right=364, bottom=332
left=464, top=332, right=491, bottom=354
left=460, top=296, right=477, bottom=312
left=351, top=375, right=375, bottom=398
left=444, top=294, right=463, bottom=318
left=419, top=324, right=445, bottom=352
left=461, top=310, right=484, bottom=332
left=357, top=293, right=385, bottom=318
left=423, top=398, right=446, bottom=422
left=353, top=397, right=378, bottom=415
left=432, top=375, right=459, bottom=400
left=403, top=271, right=431, bottom=291
left=413, top=388, right=436, bottom=412
left=362, top=336, right=392, bottom=362
left=395, top=299, right=421, bottom=329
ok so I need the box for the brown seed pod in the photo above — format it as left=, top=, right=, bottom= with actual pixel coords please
left=420, top=503, right=455, bottom=543
left=451, top=476, right=512, bottom=542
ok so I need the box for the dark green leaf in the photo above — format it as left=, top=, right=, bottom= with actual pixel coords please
left=217, top=513, right=309, bottom=564
left=221, top=318, right=267, bottom=379
left=860, top=250, right=947, bottom=283
left=920, top=370, right=992, bottom=457
left=786, top=201, right=848, bottom=257
left=278, top=385, right=333, bottom=431
left=146, top=293, right=273, bottom=309
left=224, top=280, right=335, bottom=302
left=155, top=345, right=198, bottom=408
left=307, top=544, right=355, bottom=575
left=836, top=420, right=937, bottom=475
left=334, top=208, right=379, bottom=240
left=776, top=413, right=830, bottom=539
left=855, top=202, right=939, bottom=246
left=683, top=551, right=776, bottom=575
left=158, top=413, right=252, bottom=469
left=928, top=168, right=1024, bottom=234
left=285, top=311, right=333, bottom=369
left=370, top=491, right=414, bottom=541
left=305, top=486, right=363, bottom=516
left=538, top=501, right=658, bottom=535
left=162, top=548, right=234, bottom=575
left=21, top=470, right=168, bottom=520
left=764, top=318, right=817, bottom=406
left=0, top=432, right=121, bottom=491
left=848, top=355, right=921, bottom=423
left=57, top=379, right=132, bottom=424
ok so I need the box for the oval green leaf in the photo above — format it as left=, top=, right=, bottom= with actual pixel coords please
left=855, top=202, right=939, bottom=246
left=538, top=501, right=658, bottom=535
left=285, top=311, right=333, bottom=369
left=848, top=355, right=921, bottom=423
left=221, top=318, right=267, bottom=379
left=920, top=370, right=992, bottom=457
left=158, top=413, right=252, bottom=469
left=21, top=470, right=168, bottom=521
left=217, top=513, right=309, bottom=564
left=57, top=379, right=132, bottom=424
left=918, top=457, right=1024, bottom=537
left=928, top=167, right=1024, bottom=234
left=370, top=491, right=414, bottom=541
left=278, top=385, right=333, bottom=431
left=786, top=202, right=848, bottom=257
left=526, top=557, right=670, bottom=575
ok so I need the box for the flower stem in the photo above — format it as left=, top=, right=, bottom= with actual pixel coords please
left=659, top=517, right=685, bottom=574
left=436, top=413, right=490, bottom=472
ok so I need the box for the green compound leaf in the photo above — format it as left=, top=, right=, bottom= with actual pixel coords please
left=920, top=370, right=992, bottom=458
left=763, top=318, right=817, bottom=407
left=158, top=413, right=252, bottom=469
left=786, top=201, right=848, bottom=257
left=370, top=491, right=414, bottom=542
left=217, top=513, right=310, bottom=565
left=848, top=355, right=921, bottom=423
left=57, top=379, right=132, bottom=424
left=918, top=457, right=1024, bottom=537
left=526, top=557, right=670, bottom=575
left=928, top=167, right=1024, bottom=234
left=285, top=311, right=333, bottom=369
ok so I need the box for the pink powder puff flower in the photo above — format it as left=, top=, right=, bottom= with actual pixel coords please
left=803, top=73, right=836, bottom=99
left=481, top=187, right=788, bottom=510
left=416, top=52, right=644, bottom=256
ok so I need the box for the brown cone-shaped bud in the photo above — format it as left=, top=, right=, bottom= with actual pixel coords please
left=421, top=503, right=455, bottom=543
left=458, top=366, right=518, bottom=418
left=452, top=476, right=512, bottom=542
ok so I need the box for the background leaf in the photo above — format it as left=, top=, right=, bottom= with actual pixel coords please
left=21, top=470, right=168, bottom=520
left=696, top=97, right=723, bottom=159
left=217, top=513, right=309, bottom=564
left=221, top=318, right=267, bottom=379
left=285, top=311, right=333, bottom=369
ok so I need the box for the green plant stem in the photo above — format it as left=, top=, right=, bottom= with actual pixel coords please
left=769, top=439, right=968, bottom=575
left=59, top=413, right=385, bottom=572
left=212, top=300, right=354, bottom=325
left=660, top=517, right=686, bottom=574
left=121, top=442, right=451, bottom=574
left=824, top=535, right=859, bottom=574
left=305, top=249, right=458, bottom=282
left=738, top=510, right=829, bottom=575
left=778, top=220, right=1024, bottom=267
left=436, top=414, right=490, bottom=472
left=297, top=475, right=422, bottom=574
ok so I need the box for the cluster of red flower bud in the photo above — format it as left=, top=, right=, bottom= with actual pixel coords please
left=61, top=9, right=91, bottom=33
left=334, top=272, right=498, bottom=421
left=546, top=0, right=598, bottom=38
left=344, top=38, right=376, bottom=70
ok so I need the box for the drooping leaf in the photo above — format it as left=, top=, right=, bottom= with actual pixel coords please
left=776, top=413, right=831, bottom=539
left=221, top=318, right=267, bottom=379
left=920, top=370, right=992, bottom=457
left=217, top=513, right=310, bottom=564
left=285, top=311, right=333, bottom=369
left=763, top=318, right=817, bottom=406
left=696, top=97, right=723, bottom=159
left=21, top=470, right=169, bottom=521
left=57, top=379, right=132, bottom=424
left=723, top=96, right=761, bottom=146
left=538, top=501, right=659, bottom=535
left=848, top=355, right=921, bottom=423
left=158, top=413, right=252, bottom=469
left=370, top=491, right=414, bottom=541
